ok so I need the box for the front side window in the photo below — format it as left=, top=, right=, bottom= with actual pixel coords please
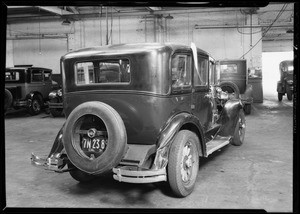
left=44, top=71, right=51, bottom=81
left=171, top=54, right=191, bottom=88
left=31, top=70, right=43, bottom=82
left=75, top=59, right=130, bottom=85
left=194, top=57, right=208, bottom=86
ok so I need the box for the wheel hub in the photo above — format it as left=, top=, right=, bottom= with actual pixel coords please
left=181, top=142, right=193, bottom=182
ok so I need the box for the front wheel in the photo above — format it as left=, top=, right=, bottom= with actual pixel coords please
left=27, top=96, right=42, bottom=115
left=286, top=88, right=292, bottom=101
left=231, top=109, right=246, bottom=146
left=244, top=104, right=251, bottom=115
left=49, top=98, right=63, bottom=117
left=168, top=130, right=199, bottom=197
left=278, top=93, right=283, bottom=101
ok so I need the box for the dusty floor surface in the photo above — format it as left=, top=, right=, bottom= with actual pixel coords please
left=4, top=94, right=293, bottom=211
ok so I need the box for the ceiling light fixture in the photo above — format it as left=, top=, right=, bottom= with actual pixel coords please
left=62, top=18, right=71, bottom=25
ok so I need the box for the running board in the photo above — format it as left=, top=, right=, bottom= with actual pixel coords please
left=206, top=136, right=232, bottom=156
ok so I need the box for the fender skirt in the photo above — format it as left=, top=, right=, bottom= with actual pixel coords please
left=151, top=112, right=205, bottom=170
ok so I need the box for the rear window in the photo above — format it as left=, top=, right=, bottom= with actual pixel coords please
left=75, top=59, right=131, bottom=85
left=5, top=69, right=25, bottom=83
left=220, top=64, right=238, bottom=73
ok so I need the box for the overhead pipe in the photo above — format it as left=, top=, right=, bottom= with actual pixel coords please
left=194, top=24, right=293, bottom=29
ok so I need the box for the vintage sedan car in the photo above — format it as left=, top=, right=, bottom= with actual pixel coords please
left=5, top=65, right=57, bottom=115
left=48, top=88, right=64, bottom=117
left=31, top=43, right=246, bottom=197
left=216, top=59, right=253, bottom=115
left=277, top=60, right=293, bottom=101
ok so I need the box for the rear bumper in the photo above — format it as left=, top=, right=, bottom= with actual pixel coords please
left=113, top=166, right=166, bottom=183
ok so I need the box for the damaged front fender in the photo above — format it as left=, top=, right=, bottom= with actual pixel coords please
left=31, top=123, right=69, bottom=172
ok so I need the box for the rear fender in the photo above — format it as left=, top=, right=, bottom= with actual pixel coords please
left=48, top=123, right=65, bottom=157
left=240, top=84, right=253, bottom=103
left=152, top=112, right=205, bottom=170
left=217, top=99, right=243, bottom=137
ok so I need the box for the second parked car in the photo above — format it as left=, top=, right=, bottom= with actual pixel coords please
left=5, top=65, right=57, bottom=115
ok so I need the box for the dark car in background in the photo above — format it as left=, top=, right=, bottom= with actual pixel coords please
left=216, top=59, right=253, bottom=114
left=277, top=60, right=293, bottom=101
left=5, top=65, right=58, bottom=115
left=31, top=43, right=246, bottom=197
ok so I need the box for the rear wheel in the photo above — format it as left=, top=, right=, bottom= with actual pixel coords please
left=4, top=89, right=13, bottom=112
left=68, top=163, right=95, bottom=182
left=28, top=96, right=42, bottom=115
left=168, top=130, right=199, bottom=197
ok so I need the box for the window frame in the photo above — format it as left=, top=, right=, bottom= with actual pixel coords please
left=193, top=55, right=209, bottom=92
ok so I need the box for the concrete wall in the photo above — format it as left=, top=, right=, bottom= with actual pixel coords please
left=6, top=9, right=263, bottom=74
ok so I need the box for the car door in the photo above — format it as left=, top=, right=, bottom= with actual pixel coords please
left=191, top=54, right=213, bottom=131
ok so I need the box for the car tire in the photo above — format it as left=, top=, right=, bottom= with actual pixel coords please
left=63, top=101, right=127, bottom=175
left=167, top=130, right=199, bottom=197
left=231, top=109, right=246, bottom=146
left=278, top=93, right=283, bottom=101
left=28, top=95, right=42, bottom=115
left=219, top=81, right=240, bottom=99
left=49, top=98, right=63, bottom=117
left=4, top=89, right=13, bottom=112
left=68, top=163, right=95, bottom=182
left=286, top=88, right=292, bottom=101
left=244, top=103, right=251, bottom=115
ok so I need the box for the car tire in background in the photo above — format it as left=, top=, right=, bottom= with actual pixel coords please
left=49, top=98, right=63, bottom=117
left=278, top=93, right=283, bottom=101
left=286, top=88, right=292, bottom=101
left=63, top=101, right=127, bottom=175
left=219, top=81, right=240, bottom=99
left=27, top=95, right=42, bottom=115
left=244, top=103, right=251, bottom=115
left=4, top=89, right=13, bottom=113
left=68, top=163, right=95, bottom=182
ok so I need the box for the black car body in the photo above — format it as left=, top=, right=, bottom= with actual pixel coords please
left=31, top=43, right=246, bottom=197
left=5, top=65, right=56, bottom=115
left=216, top=59, right=253, bottom=114
left=48, top=88, right=64, bottom=117
left=277, top=60, right=293, bottom=101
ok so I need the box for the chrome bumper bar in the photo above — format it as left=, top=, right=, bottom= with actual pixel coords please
left=48, top=102, right=63, bottom=109
left=31, top=153, right=68, bottom=173
left=112, top=166, right=166, bottom=183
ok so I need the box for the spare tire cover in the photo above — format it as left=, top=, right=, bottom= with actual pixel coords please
left=63, top=101, right=127, bottom=175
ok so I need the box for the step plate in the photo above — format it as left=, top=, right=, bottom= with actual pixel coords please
left=206, top=136, right=231, bottom=156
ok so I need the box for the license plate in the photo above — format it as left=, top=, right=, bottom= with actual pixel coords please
left=81, top=137, right=106, bottom=153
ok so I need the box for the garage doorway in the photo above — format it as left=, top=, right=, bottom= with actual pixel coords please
left=262, top=51, right=293, bottom=99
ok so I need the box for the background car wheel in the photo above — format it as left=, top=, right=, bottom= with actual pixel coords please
left=28, top=96, right=42, bottom=115
left=231, top=109, right=246, bottom=146
left=49, top=98, right=63, bottom=117
left=167, top=130, right=199, bottom=197
left=68, top=163, right=95, bottom=182
left=219, top=81, right=240, bottom=99
left=243, top=103, right=251, bottom=115
left=63, top=101, right=127, bottom=175
left=278, top=93, right=283, bottom=101
left=286, top=88, right=292, bottom=101
left=5, top=89, right=13, bottom=112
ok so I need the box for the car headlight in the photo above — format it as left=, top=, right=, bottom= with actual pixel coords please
left=57, top=89, right=63, bottom=97
left=286, top=80, right=293, bottom=85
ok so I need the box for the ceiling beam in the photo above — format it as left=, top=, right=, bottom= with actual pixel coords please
left=37, top=6, right=74, bottom=16
left=68, top=6, right=80, bottom=14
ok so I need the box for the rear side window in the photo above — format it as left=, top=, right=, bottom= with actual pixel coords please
left=75, top=59, right=130, bottom=85
left=171, top=54, right=192, bottom=88
left=5, top=71, right=20, bottom=81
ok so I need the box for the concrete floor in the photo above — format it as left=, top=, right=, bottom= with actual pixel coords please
left=4, top=94, right=293, bottom=211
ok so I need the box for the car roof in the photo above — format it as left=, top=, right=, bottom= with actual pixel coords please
left=62, top=43, right=211, bottom=59
left=6, top=66, right=52, bottom=71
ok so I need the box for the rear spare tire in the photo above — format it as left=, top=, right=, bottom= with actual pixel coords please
left=63, top=101, right=127, bottom=175
left=219, top=81, right=240, bottom=99
left=5, top=89, right=13, bottom=112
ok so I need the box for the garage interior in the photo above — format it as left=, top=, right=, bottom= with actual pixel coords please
left=4, top=3, right=295, bottom=212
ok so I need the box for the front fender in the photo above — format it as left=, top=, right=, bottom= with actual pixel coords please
left=152, top=112, right=205, bottom=170
left=217, top=99, right=243, bottom=137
